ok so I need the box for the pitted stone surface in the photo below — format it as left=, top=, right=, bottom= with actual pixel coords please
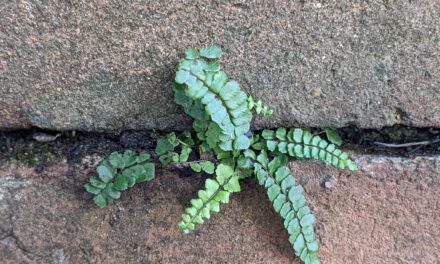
left=1, top=0, right=439, bottom=131
left=0, top=153, right=439, bottom=263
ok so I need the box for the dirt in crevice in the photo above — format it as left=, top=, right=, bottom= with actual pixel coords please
left=337, top=125, right=440, bottom=155
left=1, top=125, right=439, bottom=169
left=2, top=125, right=436, bottom=195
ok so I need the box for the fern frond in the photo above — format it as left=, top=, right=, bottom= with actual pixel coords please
left=84, top=150, right=155, bottom=208
left=174, top=45, right=253, bottom=151
left=260, top=128, right=357, bottom=170
left=179, top=163, right=241, bottom=234
left=253, top=151, right=320, bottom=264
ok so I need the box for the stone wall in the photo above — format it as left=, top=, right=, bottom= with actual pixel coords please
left=1, top=0, right=439, bottom=131
left=1, top=152, right=439, bottom=263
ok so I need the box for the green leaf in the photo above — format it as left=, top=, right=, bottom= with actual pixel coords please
left=300, top=214, right=315, bottom=227
left=215, top=190, right=230, bottom=203
left=325, top=128, right=342, bottom=146
left=276, top=128, right=287, bottom=140
left=211, top=71, right=228, bottom=93
left=190, top=163, right=202, bottom=172
left=201, top=161, right=215, bottom=174
left=106, top=188, right=121, bottom=199
left=278, top=142, right=288, bottom=153
left=256, top=151, right=269, bottom=166
left=120, top=165, right=141, bottom=186
left=136, top=153, right=151, bottom=163
left=219, top=140, right=233, bottom=151
left=89, top=176, right=107, bottom=189
left=205, top=178, right=220, bottom=193
left=273, top=194, right=287, bottom=212
left=186, top=207, right=197, bottom=216
left=268, top=155, right=287, bottom=175
left=180, top=131, right=195, bottom=146
left=267, top=140, right=277, bottom=151
left=113, top=175, right=128, bottom=191
left=294, top=145, right=304, bottom=158
left=199, top=44, right=222, bottom=59
left=293, top=234, right=306, bottom=252
left=211, top=108, right=228, bottom=123
left=216, top=163, right=234, bottom=180
left=275, top=166, right=290, bottom=182
left=293, top=128, right=303, bottom=143
left=185, top=48, right=198, bottom=59
left=262, top=129, right=275, bottom=139
left=191, top=198, right=203, bottom=209
left=237, top=156, right=253, bottom=169
left=138, top=163, right=155, bottom=182
left=233, top=135, right=250, bottom=150
left=108, top=152, right=124, bottom=168
left=122, top=150, right=137, bottom=167
left=93, top=194, right=107, bottom=208
left=224, top=176, right=240, bottom=192
left=204, top=61, right=221, bottom=72
left=84, top=183, right=101, bottom=195
left=96, top=164, right=114, bottom=183
left=155, top=137, right=175, bottom=156
left=303, top=130, right=312, bottom=144
left=159, top=152, right=174, bottom=165
left=268, top=185, right=281, bottom=202
left=174, top=70, right=190, bottom=84
left=179, top=146, right=192, bottom=162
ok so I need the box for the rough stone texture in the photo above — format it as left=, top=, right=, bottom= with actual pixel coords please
left=1, top=0, right=439, bottom=131
left=0, top=152, right=439, bottom=263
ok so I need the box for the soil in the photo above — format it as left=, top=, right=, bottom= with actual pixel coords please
left=1, top=126, right=439, bottom=167
left=0, top=129, right=439, bottom=263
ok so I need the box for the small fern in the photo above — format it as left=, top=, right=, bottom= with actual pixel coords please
left=85, top=45, right=358, bottom=263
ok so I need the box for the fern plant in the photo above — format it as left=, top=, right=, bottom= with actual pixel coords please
left=85, top=45, right=357, bottom=264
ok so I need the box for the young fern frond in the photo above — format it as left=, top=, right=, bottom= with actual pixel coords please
left=253, top=151, right=320, bottom=264
left=179, top=163, right=241, bottom=233
left=260, top=128, right=357, bottom=170
left=247, top=95, right=273, bottom=117
left=174, top=45, right=253, bottom=151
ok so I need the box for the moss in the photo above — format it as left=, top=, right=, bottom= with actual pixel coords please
left=1, top=141, right=62, bottom=167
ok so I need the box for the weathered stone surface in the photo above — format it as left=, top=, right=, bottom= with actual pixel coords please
left=1, top=0, right=439, bottom=131
left=0, top=152, right=439, bottom=263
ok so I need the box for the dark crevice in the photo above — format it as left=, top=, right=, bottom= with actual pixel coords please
left=0, top=125, right=439, bottom=169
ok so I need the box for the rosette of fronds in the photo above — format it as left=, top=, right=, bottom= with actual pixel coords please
left=86, top=45, right=358, bottom=264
